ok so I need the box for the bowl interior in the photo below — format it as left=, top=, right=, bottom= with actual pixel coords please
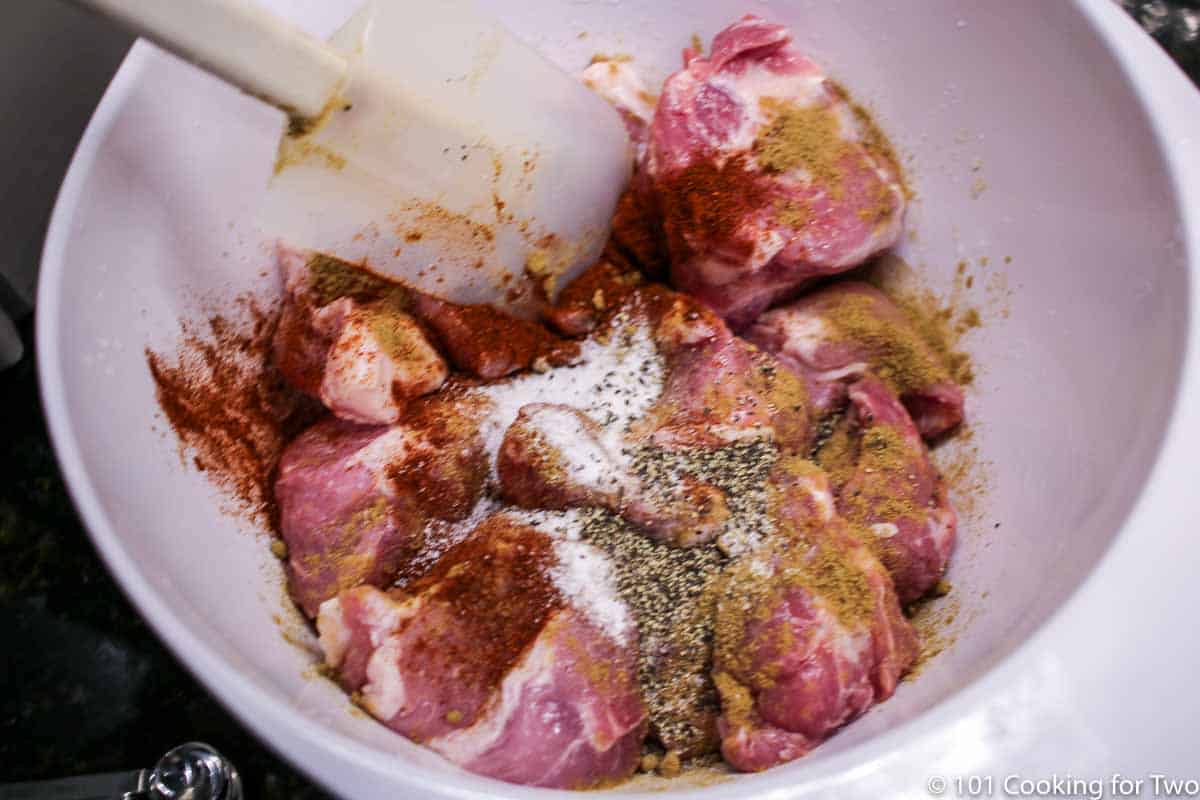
left=39, top=0, right=1188, bottom=796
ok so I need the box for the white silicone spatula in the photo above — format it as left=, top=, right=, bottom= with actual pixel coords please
left=72, top=0, right=633, bottom=312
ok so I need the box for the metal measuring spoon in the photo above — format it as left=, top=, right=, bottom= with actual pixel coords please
left=0, top=742, right=241, bottom=800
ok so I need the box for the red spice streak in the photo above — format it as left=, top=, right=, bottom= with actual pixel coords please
left=651, top=153, right=770, bottom=265
left=145, top=297, right=321, bottom=526
left=385, top=391, right=489, bottom=522
left=606, top=186, right=668, bottom=278
left=399, top=516, right=563, bottom=694
left=414, top=294, right=580, bottom=379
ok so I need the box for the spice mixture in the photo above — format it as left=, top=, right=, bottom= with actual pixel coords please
left=146, top=298, right=320, bottom=526
left=147, top=14, right=983, bottom=791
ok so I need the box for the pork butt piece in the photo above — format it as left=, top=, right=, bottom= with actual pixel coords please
left=409, top=293, right=579, bottom=380
left=499, top=283, right=816, bottom=547
left=496, top=402, right=730, bottom=546
left=713, top=458, right=917, bottom=771
left=817, top=376, right=957, bottom=604
left=746, top=281, right=966, bottom=438
left=639, top=292, right=812, bottom=453
left=552, top=272, right=814, bottom=452
left=641, top=15, right=906, bottom=329
left=272, top=246, right=577, bottom=423
left=317, top=514, right=646, bottom=789
left=274, top=394, right=488, bottom=617
left=272, top=246, right=447, bottom=425
left=581, top=58, right=657, bottom=156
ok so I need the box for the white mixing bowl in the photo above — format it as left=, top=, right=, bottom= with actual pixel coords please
left=37, top=1, right=1200, bottom=797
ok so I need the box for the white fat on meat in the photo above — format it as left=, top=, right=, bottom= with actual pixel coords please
left=870, top=522, right=900, bottom=540
left=319, top=306, right=448, bottom=425
left=551, top=539, right=635, bottom=646
left=316, top=597, right=351, bottom=669
left=767, top=313, right=870, bottom=382
left=580, top=59, right=656, bottom=152
left=806, top=476, right=838, bottom=522
left=702, top=68, right=827, bottom=155
left=363, top=635, right=413, bottom=721
left=769, top=313, right=831, bottom=363
left=343, top=427, right=415, bottom=496
left=472, top=313, right=664, bottom=483
left=316, top=590, right=414, bottom=672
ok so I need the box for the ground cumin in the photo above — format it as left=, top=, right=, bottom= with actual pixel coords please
left=308, top=253, right=400, bottom=307
left=775, top=198, right=812, bottom=230
left=816, top=412, right=926, bottom=582
left=753, top=97, right=852, bottom=196
left=863, top=256, right=979, bottom=387
left=826, top=80, right=908, bottom=196
left=793, top=540, right=873, bottom=627
left=822, top=293, right=955, bottom=396
left=712, top=476, right=876, bottom=695
left=711, top=561, right=775, bottom=683
left=813, top=417, right=858, bottom=488
left=368, top=304, right=424, bottom=362
left=889, top=292, right=976, bottom=386
left=752, top=89, right=907, bottom=226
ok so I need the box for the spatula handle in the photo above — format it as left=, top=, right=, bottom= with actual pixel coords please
left=70, top=0, right=347, bottom=120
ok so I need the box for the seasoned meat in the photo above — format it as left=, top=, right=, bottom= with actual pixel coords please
left=636, top=291, right=812, bottom=453
left=411, top=293, right=579, bottom=380
left=746, top=281, right=965, bottom=438
left=640, top=15, right=907, bottom=329
left=274, top=395, right=488, bottom=616
left=581, top=58, right=657, bottom=156
left=817, top=376, right=957, bottom=604
left=712, top=459, right=917, bottom=771
left=272, top=246, right=447, bottom=425
left=319, top=301, right=448, bottom=424
left=317, top=515, right=646, bottom=788
left=497, top=402, right=730, bottom=546
left=273, top=245, right=580, bottom=422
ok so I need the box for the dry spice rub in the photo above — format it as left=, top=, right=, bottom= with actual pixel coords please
left=149, top=13, right=978, bottom=792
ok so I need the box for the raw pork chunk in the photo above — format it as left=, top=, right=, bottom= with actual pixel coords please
left=274, top=394, right=488, bottom=617
left=642, top=16, right=906, bottom=328
left=713, top=458, right=917, bottom=771
left=317, top=514, right=646, bottom=788
left=639, top=292, right=811, bottom=453
left=273, top=246, right=577, bottom=423
left=746, top=281, right=965, bottom=438
left=817, top=376, right=957, bottom=603
left=272, top=246, right=447, bottom=425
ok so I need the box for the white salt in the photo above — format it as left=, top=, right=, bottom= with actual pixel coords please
left=472, top=312, right=665, bottom=482
left=492, top=507, right=633, bottom=644
left=408, top=495, right=502, bottom=577
left=503, top=507, right=586, bottom=541
left=551, top=537, right=635, bottom=645
left=517, top=405, right=618, bottom=492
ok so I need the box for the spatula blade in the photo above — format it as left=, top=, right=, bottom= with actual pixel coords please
left=262, top=0, right=632, bottom=314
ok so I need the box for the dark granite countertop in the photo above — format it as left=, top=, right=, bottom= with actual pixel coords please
left=1, top=4, right=1196, bottom=797
left=0, top=314, right=331, bottom=797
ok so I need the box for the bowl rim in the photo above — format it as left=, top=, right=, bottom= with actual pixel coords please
left=35, top=1, right=1200, bottom=796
